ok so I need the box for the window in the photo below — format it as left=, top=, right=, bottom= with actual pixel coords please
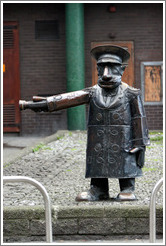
left=35, top=20, right=59, bottom=40
left=141, top=61, right=163, bottom=105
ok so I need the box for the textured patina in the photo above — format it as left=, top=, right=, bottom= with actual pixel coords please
left=85, top=83, right=149, bottom=178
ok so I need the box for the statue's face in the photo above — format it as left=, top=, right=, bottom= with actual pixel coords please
left=97, top=62, right=124, bottom=89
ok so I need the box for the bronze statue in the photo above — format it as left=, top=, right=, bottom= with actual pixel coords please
left=19, top=45, right=150, bottom=202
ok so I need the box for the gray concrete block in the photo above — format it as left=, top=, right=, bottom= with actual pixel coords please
left=104, top=205, right=149, bottom=218
left=3, top=219, right=29, bottom=235
left=3, top=235, right=46, bottom=243
left=156, top=217, right=163, bottom=234
left=29, top=220, right=46, bottom=235
left=3, top=205, right=45, bottom=220
left=156, top=205, right=163, bottom=218
left=53, top=218, right=78, bottom=235
left=57, top=205, right=104, bottom=218
left=78, top=218, right=126, bottom=235
left=126, top=218, right=149, bottom=234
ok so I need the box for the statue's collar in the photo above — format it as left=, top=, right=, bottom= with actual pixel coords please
left=101, top=86, right=120, bottom=97
left=93, top=84, right=126, bottom=109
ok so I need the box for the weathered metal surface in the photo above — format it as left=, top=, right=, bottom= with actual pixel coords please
left=91, top=41, right=134, bottom=87
left=19, top=89, right=90, bottom=112
left=85, top=83, right=149, bottom=178
left=46, top=89, right=90, bottom=112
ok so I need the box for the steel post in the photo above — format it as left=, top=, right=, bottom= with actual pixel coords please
left=3, top=176, right=53, bottom=243
left=65, top=3, right=86, bottom=130
left=149, top=178, right=163, bottom=243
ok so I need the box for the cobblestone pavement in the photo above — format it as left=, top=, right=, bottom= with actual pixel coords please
left=3, top=130, right=163, bottom=208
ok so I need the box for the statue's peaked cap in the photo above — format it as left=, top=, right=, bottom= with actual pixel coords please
left=91, top=45, right=130, bottom=64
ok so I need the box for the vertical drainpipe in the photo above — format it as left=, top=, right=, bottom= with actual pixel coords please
left=65, top=3, right=86, bottom=130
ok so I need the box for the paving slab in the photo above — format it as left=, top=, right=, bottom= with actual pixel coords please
left=3, top=134, right=44, bottom=164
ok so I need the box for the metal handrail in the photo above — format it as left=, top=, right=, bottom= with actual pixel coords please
left=149, top=178, right=163, bottom=243
left=3, top=176, right=53, bottom=243
left=3, top=176, right=163, bottom=243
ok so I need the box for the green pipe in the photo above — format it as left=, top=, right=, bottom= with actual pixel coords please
left=65, top=3, right=86, bottom=130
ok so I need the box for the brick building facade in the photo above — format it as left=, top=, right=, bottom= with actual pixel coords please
left=3, top=3, right=163, bottom=135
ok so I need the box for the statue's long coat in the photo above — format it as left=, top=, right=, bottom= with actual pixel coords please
left=85, top=83, right=150, bottom=178
left=46, top=82, right=150, bottom=179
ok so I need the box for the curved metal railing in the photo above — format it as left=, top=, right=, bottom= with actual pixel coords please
left=3, top=176, right=53, bottom=243
left=149, top=178, right=163, bottom=243
left=3, top=176, right=163, bottom=243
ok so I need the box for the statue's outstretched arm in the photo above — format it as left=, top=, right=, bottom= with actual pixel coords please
left=19, top=88, right=91, bottom=112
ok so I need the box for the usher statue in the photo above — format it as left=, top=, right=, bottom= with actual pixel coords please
left=19, top=45, right=150, bottom=202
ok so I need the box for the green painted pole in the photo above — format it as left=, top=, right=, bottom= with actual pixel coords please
left=65, top=3, right=86, bottom=130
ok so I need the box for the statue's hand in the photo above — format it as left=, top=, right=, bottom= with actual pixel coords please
left=129, top=147, right=140, bottom=153
left=19, top=100, right=48, bottom=112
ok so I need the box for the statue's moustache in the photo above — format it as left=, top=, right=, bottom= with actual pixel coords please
left=98, top=75, right=121, bottom=85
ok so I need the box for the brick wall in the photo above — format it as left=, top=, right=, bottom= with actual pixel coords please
left=4, top=3, right=163, bottom=134
left=145, top=105, right=163, bottom=130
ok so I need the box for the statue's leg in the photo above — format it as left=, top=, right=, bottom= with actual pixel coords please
left=119, top=178, right=135, bottom=192
left=75, top=178, right=109, bottom=201
left=116, top=178, right=137, bottom=201
left=91, top=178, right=109, bottom=191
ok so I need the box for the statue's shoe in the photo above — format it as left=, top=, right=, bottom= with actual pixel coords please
left=75, top=186, right=109, bottom=202
left=115, top=192, right=137, bottom=201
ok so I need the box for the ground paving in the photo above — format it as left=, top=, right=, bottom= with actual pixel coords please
left=3, top=130, right=164, bottom=244
left=3, top=130, right=163, bottom=207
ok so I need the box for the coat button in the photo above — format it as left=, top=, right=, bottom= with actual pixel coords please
left=113, top=113, right=120, bottom=120
left=96, top=113, right=102, bottom=121
left=94, top=143, right=102, bottom=152
left=97, top=129, right=104, bottom=136
left=112, top=144, right=120, bottom=152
